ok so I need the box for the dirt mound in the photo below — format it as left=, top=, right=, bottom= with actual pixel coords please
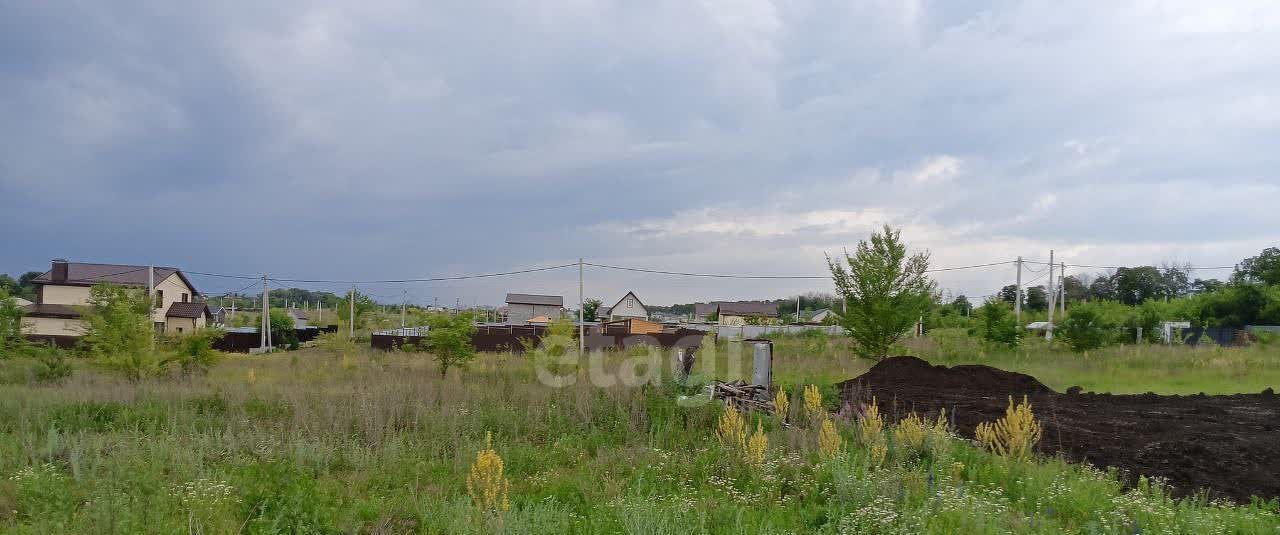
left=837, top=357, right=1280, bottom=503
left=840, top=356, right=1054, bottom=396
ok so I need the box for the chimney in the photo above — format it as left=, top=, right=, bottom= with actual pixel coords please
left=51, top=259, right=69, bottom=283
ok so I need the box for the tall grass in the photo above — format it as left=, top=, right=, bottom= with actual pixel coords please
left=0, top=340, right=1276, bottom=533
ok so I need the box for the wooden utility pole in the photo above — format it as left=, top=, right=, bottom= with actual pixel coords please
left=1014, top=256, right=1023, bottom=326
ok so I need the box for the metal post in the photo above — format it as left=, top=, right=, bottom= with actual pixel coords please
left=1046, top=250, right=1055, bottom=340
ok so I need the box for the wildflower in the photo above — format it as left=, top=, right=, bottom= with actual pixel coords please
left=892, top=412, right=928, bottom=454
left=466, top=432, right=510, bottom=513
left=744, top=421, right=768, bottom=468
left=773, top=388, right=790, bottom=421
left=817, top=417, right=843, bottom=460
left=926, top=409, right=951, bottom=458
left=857, top=398, right=884, bottom=446
left=974, top=395, right=1042, bottom=459
left=803, top=384, right=823, bottom=423
left=716, top=406, right=747, bottom=452
left=949, top=461, right=965, bottom=480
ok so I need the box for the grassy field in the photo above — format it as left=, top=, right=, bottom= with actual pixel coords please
left=1, top=334, right=1278, bottom=533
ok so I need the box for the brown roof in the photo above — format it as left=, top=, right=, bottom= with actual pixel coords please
left=288, top=309, right=309, bottom=320
left=33, top=262, right=199, bottom=295
left=693, top=303, right=719, bottom=318
left=165, top=302, right=210, bottom=319
left=505, top=293, right=563, bottom=307
left=716, top=301, right=778, bottom=317
left=21, top=303, right=82, bottom=319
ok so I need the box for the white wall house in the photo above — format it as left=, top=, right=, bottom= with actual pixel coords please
left=22, top=259, right=209, bottom=339
left=606, top=291, right=649, bottom=321
left=504, top=293, right=563, bottom=325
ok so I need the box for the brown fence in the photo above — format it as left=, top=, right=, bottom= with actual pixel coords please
left=371, top=327, right=710, bottom=353
left=213, top=325, right=338, bottom=353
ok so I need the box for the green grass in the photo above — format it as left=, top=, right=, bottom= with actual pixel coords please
left=0, top=337, right=1277, bottom=533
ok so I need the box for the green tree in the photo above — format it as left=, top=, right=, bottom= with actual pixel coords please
left=0, top=288, right=27, bottom=356
left=1055, top=303, right=1114, bottom=352
left=997, top=285, right=1021, bottom=306
left=1112, top=266, right=1164, bottom=305
left=582, top=298, right=603, bottom=321
left=1025, top=286, right=1049, bottom=311
left=828, top=225, right=937, bottom=360
left=976, top=299, right=1022, bottom=347
left=268, top=309, right=299, bottom=349
left=1234, top=247, right=1280, bottom=286
left=81, top=284, right=161, bottom=381
left=426, top=312, right=477, bottom=378
left=337, top=290, right=377, bottom=332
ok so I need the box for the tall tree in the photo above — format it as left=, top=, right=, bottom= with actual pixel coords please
left=1025, top=286, right=1048, bottom=311
left=1112, top=266, right=1164, bottom=305
left=1234, top=247, right=1280, bottom=286
left=950, top=295, right=972, bottom=315
left=582, top=298, right=602, bottom=321
left=997, top=285, right=1022, bottom=305
left=828, top=225, right=937, bottom=360
left=1062, top=275, right=1089, bottom=303
left=1088, top=273, right=1117, bottom=301
left=1159, top=262, right=1192, bottom=299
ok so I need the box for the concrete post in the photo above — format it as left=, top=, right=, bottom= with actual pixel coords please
left=751, top=339, right=773, bottom=387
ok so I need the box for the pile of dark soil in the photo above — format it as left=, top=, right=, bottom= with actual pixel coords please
left=836, top=356, right=1280, bottom=503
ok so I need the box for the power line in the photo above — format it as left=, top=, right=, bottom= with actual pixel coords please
left=582, top=260, right=1011, bottom=279
left=266, top=262, right=578, bottom=285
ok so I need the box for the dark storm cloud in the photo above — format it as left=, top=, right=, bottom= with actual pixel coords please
left=2, top=1, right=1278, bottom=304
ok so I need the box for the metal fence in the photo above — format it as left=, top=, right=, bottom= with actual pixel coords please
left=677, top=324, right=843, bottom=340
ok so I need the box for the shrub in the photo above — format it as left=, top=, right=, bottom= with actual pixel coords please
left=0, top=288, right=27, bottom=357
left=976, top=299, right=1022, bottom=347
left=1055, top=303, right=1114, bottom=352
left=975, top=396, right=1042, bottom=459
left=164, top=328, right=224, bottom=377
left=30, top=348, right=72, bottom=384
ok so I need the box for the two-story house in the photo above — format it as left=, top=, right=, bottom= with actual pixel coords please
left=22, top=259, right=210, bottom=341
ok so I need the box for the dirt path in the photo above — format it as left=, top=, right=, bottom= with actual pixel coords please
left=836, top=356, right=1280, bottom=503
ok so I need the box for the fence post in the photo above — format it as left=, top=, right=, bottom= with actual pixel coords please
left=750, top=339, right=773, bottom=387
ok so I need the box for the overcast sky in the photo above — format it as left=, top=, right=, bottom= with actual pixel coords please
left=3, top=1, right=1278, bottom=306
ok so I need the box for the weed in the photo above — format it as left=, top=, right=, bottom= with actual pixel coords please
left=817, top=417, right=843, bottom=460
left=975, top=395, right=1042, bottom=459
left=744, top=421, right=768, bottom=468
left=466, top=432, right=510, bottom=514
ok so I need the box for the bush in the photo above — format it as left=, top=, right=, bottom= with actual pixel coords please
left=164, top=328, right=224, bottom=377
left=0, top=288, right=27, bottom=358
left=426, top=312, right=477, bottom=378
left=1055, top=303, right=1115, bottom=352
left=30, top=347, right=72, bottom=384
left=975, top=299, right=1022, bottom=348
left=82, top=284, right=163, bottom=380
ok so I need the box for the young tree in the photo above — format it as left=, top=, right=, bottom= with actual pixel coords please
left=582, top=298, right=602, bottom=321
left=337, top=290, right=377, bottom=332
left=426, top=312, right=477, bottom=378
left=0, top=289, right=27, bottom=356
left=268, top=309, right=299, bottom=349
left=1055, top=303, right=1114, bottom=352
left=164, top=328, right=224, bottom=377
left=976, top=299, right=1022, bottom=347
left=81, top=284, right=161, bottom=381
left=828, top=225, right=937, bottom=360
left=1024, top=286, right=1049, bottom=311
left=997, top=285, right=1021, bottom=306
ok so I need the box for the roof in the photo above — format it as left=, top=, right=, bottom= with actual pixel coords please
left=526, top=315, right=552, bottom=324
left=505, top=293, right=563, bottom=307
left=608, top=291, right=647, bottom=314
left=716, top=301, right=778, bottom=317
left=33, top=262, right=199, bottom=295
left=598, top=306, right=612, bottom=316
left=287, top=308, right=309, bottom=320
left=693, top=303, right=719, bottom=318
left=21, top=303, right=82, bottom=319
left=166, top=302, right=211, bottom=319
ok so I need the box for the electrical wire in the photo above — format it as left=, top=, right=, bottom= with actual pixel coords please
left=582, top=260, right=1011, bottom=279
left=266, top=262, right=579, bottom=285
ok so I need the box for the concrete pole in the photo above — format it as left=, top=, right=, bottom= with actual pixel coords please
left=1014, top=256, right=1023, bottom=326
left=1046, top=250, right=1055, bottom=341
left=401, top=289, right=407, bottom=329
left=578, top=258, right=585, bottom=357
left=1059, top=262, right=1067, bottom=315
left=148, top=265, right=155, bottom=350
left=349, top=286, right=356, bottom=339
left=260, top=275, right=270, bottom=350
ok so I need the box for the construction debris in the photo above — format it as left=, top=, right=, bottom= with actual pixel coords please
left=709, top=380, right=776, bottom=414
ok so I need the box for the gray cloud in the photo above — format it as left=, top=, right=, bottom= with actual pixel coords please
left=3, top=1, right=1278, bottom=305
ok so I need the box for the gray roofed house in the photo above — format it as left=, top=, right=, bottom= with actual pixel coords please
left=717, top=301, right=778, bottom=317
left=505, top=293, right=564, bottom=325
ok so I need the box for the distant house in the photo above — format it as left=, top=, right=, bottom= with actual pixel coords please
left=692, top=303, right=720, bottom=322
left=596, top=306, right=612, bottom=319
left=505, top=293, right=563, bottom=325
left=22, top=259, right=209, bottom=340
left=806, top=308, right=839, bottom=325
left=716, top=301, right=779, bottom=326
left=606, top=291, right=648, bottom=322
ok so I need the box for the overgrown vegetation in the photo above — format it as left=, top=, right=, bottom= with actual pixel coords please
left=426, top=312, right=478, bottom=377
left=80, top=284, right=159, bottom=381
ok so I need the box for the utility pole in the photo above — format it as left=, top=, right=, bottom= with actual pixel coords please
left=796, top=294, right=801, bottom=323
left=349, top=286, right=356, bottom=339
left=401, top=289, right=407, bottom=329
left=1059, top=262, right=1066, bottom=315
left=260, top=275, right=271, bottom=351
left=1014, top=256, right=1023, bottom=326
left=578, top=258, right=585, bottom=357
left=1046, top=250, right=1056, bottom=341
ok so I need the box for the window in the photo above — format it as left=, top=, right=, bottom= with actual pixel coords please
left=177, top=327, right=184, bottom=333
left=181, top=293, right=189, bottom=303
left=155, top=290, right=163, bottom=307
